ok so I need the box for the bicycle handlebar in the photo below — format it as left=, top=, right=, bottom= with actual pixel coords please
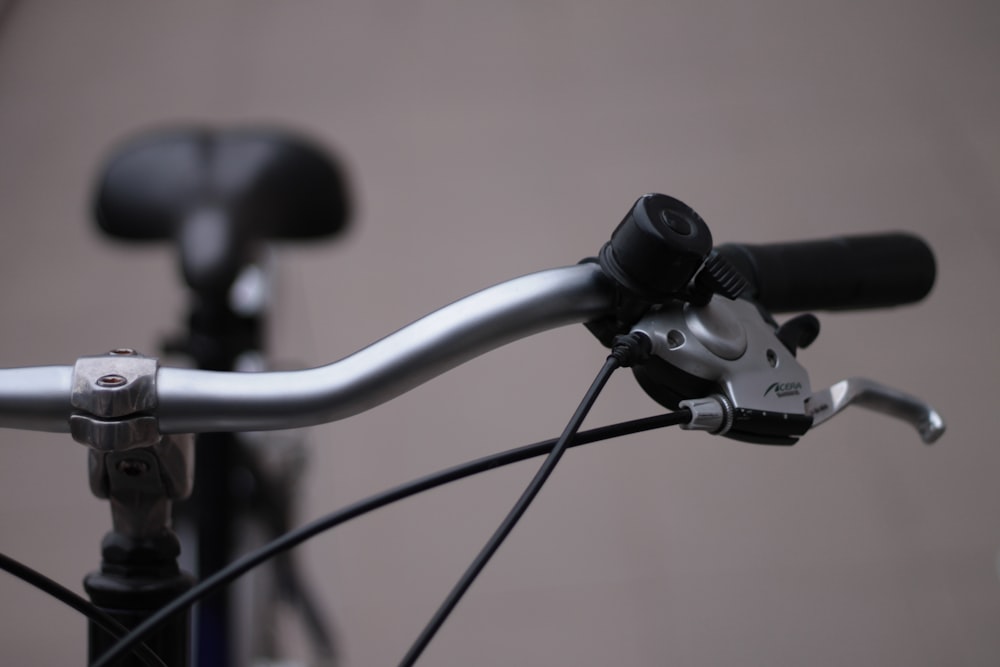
left=0, top=365, right=74, bottom=433
left=0, top=264, right=616, bottom=434
left=716, top=233, right=936, bottom=313
left=157, top=264, right=615, bottom=432
left=0, top=227, right=939, bottom=437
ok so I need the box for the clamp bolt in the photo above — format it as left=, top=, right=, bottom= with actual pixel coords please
left=96, top=374, right=128, bottom=387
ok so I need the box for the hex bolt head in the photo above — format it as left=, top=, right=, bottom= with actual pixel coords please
left=96, top=374, right=128, bottom=387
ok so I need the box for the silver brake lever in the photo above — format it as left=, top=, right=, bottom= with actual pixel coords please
left=805, top=377, right=945, bottom=444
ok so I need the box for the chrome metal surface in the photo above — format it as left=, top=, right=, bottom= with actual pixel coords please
left=156, top=264, right=615, bottom=432
left=633, top=295, right=811, bottom=416
left=683, top=299, right=747, bottom=360
left=70, top=414, right=160, bottom=452
left=155, top=433, right=196, bottom=500
left=70, top=351, right=161, bottom=451
left=678, top=395, right=732, bottom=434
left=806, top=377, right=946, bottom=444
left=88, top=433, right=194, bottom=501
left=71, top=351, right=158, bottom=418
left=0, top=265, right=614, bottom=434
left=98, top=446, right=174, bottom=538
left=0, top=365, right=74, bottom=432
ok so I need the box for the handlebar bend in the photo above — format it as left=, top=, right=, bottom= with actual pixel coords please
left=0, top=264, right=616, bottom=434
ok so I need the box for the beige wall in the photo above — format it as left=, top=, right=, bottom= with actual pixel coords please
left=1, top=1, right=998, bottom=665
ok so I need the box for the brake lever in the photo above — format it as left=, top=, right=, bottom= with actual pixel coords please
left=805, top=378, right=945, bottom=444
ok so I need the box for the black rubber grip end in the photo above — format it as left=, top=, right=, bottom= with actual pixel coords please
left=715, top=233, right=936, bottom=313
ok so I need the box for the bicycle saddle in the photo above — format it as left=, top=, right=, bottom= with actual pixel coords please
left=92, top=127, right=352, bottom=294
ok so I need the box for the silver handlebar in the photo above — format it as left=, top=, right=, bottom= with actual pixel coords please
left=0, top=264, right=616, bottom=435
left=0, top=365, right=74, bottom=432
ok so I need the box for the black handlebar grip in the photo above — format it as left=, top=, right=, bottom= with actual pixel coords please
left=715, top=233, right=936, bottom=313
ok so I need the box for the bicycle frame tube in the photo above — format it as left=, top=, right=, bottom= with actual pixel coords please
left=0, top=264, right=616, bottom=434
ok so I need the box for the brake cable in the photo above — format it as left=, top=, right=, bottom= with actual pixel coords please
left=399, top=334, right=651, bottom=665
left=90, top=402, right=690, bottom=667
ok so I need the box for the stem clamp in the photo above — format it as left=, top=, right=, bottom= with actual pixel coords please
left=68, top=350, right=193, bottom=540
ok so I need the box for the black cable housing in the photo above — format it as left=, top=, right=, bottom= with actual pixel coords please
left=91, top=408, right=690, bottom=667
left=0, top=553, right=167, bottom=667
left=398, top=355, right=621, bottom=666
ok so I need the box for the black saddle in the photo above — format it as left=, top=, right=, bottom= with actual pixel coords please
left=93, top=127, right=352, bottom=294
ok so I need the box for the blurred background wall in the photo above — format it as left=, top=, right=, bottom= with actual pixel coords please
left=0, top=1, right=998, bottom=665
